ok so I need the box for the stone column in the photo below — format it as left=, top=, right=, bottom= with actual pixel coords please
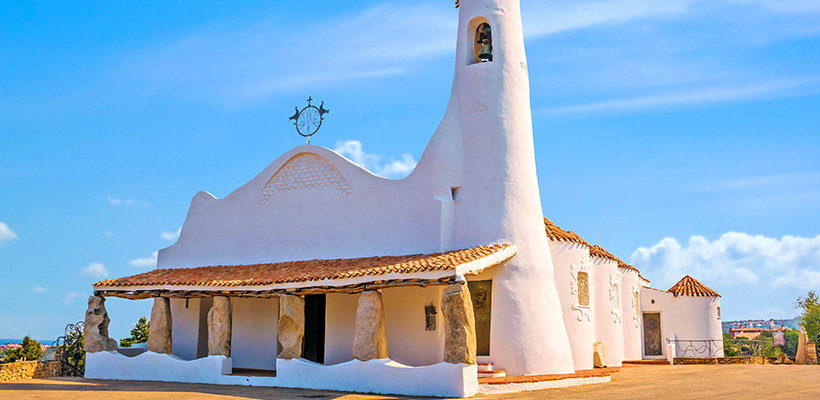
left=147, top=297, right=173, bottom=354
left=278, top=294, right=305, bottom=359
left=441, top=283, right=477, bottom=364
left=83, top=295, right=118, bottom=352
left=353, top=290, right=389, bottom=361
left=208, top=296, right=232, bottom=356
left=796, top=326, right=809, bottom=365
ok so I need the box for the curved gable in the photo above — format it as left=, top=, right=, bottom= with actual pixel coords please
left=259, top=153, right=353, bottom=204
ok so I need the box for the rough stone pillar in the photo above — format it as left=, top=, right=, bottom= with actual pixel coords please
left=208, top=296, right=232, bottom=356
left=796, top=326, right=809, bottom=365
left=441, top=283, right=477, bottom=364
left=83, top=295, right=118, bottom=352
left=353, top=290, right=389, bottom=361
left=278, top=294, right=305, bottom=359
left=147, top=297, right=173, bottom=354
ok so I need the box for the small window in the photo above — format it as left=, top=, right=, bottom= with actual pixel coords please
left=634, top=291, right=640, bottom=318
left=474, top=23, right=493, bottom=63
left=577, top=272, right=590, bottom=307
left=425, top=304, right=437, bottom=331
left=717, top=306, right=721, bottom=320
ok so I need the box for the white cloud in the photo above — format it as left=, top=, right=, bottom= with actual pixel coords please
left=631, top=232, right=820, bottom=290
left=63, top=292, right=81, bottom=306
left=129, top=251, right=158, bottom=268
left=0, top=222, right=18, bottom=243
left=107, top=195, right=134, bottom=206
left=33, top=286, right=47, bottom=293
left=333, top=140, right=417, bottom=179
left=542, top=79, right=817, bottom=114
left=160, top=227, right=182, bottom=241
left=81, top=262, right=109, bottom=279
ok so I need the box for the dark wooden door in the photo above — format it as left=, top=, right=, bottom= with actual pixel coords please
left=302, top=294, right=326, bottom=364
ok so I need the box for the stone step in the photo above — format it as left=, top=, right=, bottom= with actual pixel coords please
left=477, top=363, right=494, bottom=371
left=478, top=369, right=507, bottom=378
left=623, top=359, right=670, bottom=365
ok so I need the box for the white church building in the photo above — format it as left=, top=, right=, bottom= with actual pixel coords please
left=83, top=0, right=724, bottom=397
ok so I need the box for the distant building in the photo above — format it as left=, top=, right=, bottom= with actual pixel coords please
left=730, top=323, right=767, bottom=340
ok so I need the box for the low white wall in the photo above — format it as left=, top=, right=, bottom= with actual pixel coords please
left=640, top=288, right=723, bottom=358
left=549, top=241, right=595, bottom=371
left=85, top=352, right=476, bottom=398
left=231, top=297, right=279, bottom=370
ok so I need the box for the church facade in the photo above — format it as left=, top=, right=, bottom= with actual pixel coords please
left=82, top=0, right=723, bottom=397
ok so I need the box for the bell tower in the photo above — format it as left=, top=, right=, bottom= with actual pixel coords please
left=448, top=0, right=576, bottom=375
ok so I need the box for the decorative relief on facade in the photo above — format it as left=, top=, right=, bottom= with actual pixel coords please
left=520, top=61, right=528, bottom=71
left=632, top=284, right=642, bottom=328
left=610, top=271, right=622, bottom=324
left=259, top=153, right=353, bottom=204
left=570, top=258, right=592, bottom=322
left=468, top=99, right=488, bottom=114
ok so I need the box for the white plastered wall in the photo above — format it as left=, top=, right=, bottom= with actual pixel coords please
left=170, top=298, right=211, bottom=360
left=325, top=293, right=359, bottom=365
left=383, top=286, right=446, bottom=366
left=640, top=287, right=724, bottom=358
left=592, top=257, right=624, bottom=366
left=620, top=270, right=643, bottom=361
left=231, top=297, right=279, bottom=370
left=549, top=241, right=595, bottom=371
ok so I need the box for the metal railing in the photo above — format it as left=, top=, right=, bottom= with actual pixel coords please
left=667, top=339, right=724, bottom=358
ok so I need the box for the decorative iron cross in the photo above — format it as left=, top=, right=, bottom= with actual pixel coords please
left=289, top=97, right=329, bottom=145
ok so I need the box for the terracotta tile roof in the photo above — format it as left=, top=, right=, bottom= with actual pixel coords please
left=589, top=245, right=619, bottom=262
left=668, top=275, right=720, bottom=297
left=588, top=244, right=642, bottom=274
left=543, top=217, right=590, bottom=247
left=94, top=244, right=512, bottom=288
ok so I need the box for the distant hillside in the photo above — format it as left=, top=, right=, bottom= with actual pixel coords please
left=722, top=317, right=801, bottom=333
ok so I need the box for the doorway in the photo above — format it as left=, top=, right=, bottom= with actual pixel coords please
left=302, top=294, right=326, bottom=364
left=468, top=280, right=492, bottom=356
left=643, top=312, right=662, bottom=356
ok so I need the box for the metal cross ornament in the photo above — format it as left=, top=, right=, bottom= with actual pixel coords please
left=289, top=97, right=329, bottom=145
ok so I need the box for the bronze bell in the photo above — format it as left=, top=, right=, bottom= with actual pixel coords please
left=478, top=42, right=492, bottom=62
left=477, top=24, right=493, bottom=62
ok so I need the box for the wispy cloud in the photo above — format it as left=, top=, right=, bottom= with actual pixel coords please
left=63, top=292, right=81, bottom=306
left=129, top=251, right=158, bottom=268
left=0, top=222, right=18, bottom=243
left=127, top=2, right=454, bottom=102
left=81, top=262, right=109, bottom=279
left=333, top=140, right=417, bottom=178
left=33, top=286, right=47, bottom=293
left=108, top=195, right=148, bottom=207
left=632, top=232, right=820, bottom=290
left=160, top=227, right=182, bottom=241
left=541, top=79, right=818, bottom=114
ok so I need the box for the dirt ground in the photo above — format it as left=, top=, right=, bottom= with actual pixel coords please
left=1, top=364, right=818, bottom=400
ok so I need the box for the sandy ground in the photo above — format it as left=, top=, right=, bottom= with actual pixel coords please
left=1, top=364, right=818, bottom=400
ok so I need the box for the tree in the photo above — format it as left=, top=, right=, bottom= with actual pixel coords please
left=795, top=290, right=820, bottom=343
left=119, top=316, right=150, bottom=347
left=2, top=335, right=43, bottom=363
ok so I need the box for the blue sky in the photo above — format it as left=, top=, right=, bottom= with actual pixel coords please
left=1, top=0, right=819, bottom=340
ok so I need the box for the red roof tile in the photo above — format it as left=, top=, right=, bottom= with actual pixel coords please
left=95, top=244, right=513, bottom=288
left=543, top=217, right=590, bottom=247
left=668, top=275, right=720, bottom=297
left=588, top=244, right=641, bottom=274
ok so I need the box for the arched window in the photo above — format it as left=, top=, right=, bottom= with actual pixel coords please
left=717, top=306, right=721, bottom=319
left=577, top=271, right=590, bottom=307
left=634, top=291, right=640, bottom=318
left=474, top=23, right=493, bottom=63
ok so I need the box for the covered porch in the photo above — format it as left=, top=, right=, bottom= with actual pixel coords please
left=82, top=244, right=516, bottom=398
